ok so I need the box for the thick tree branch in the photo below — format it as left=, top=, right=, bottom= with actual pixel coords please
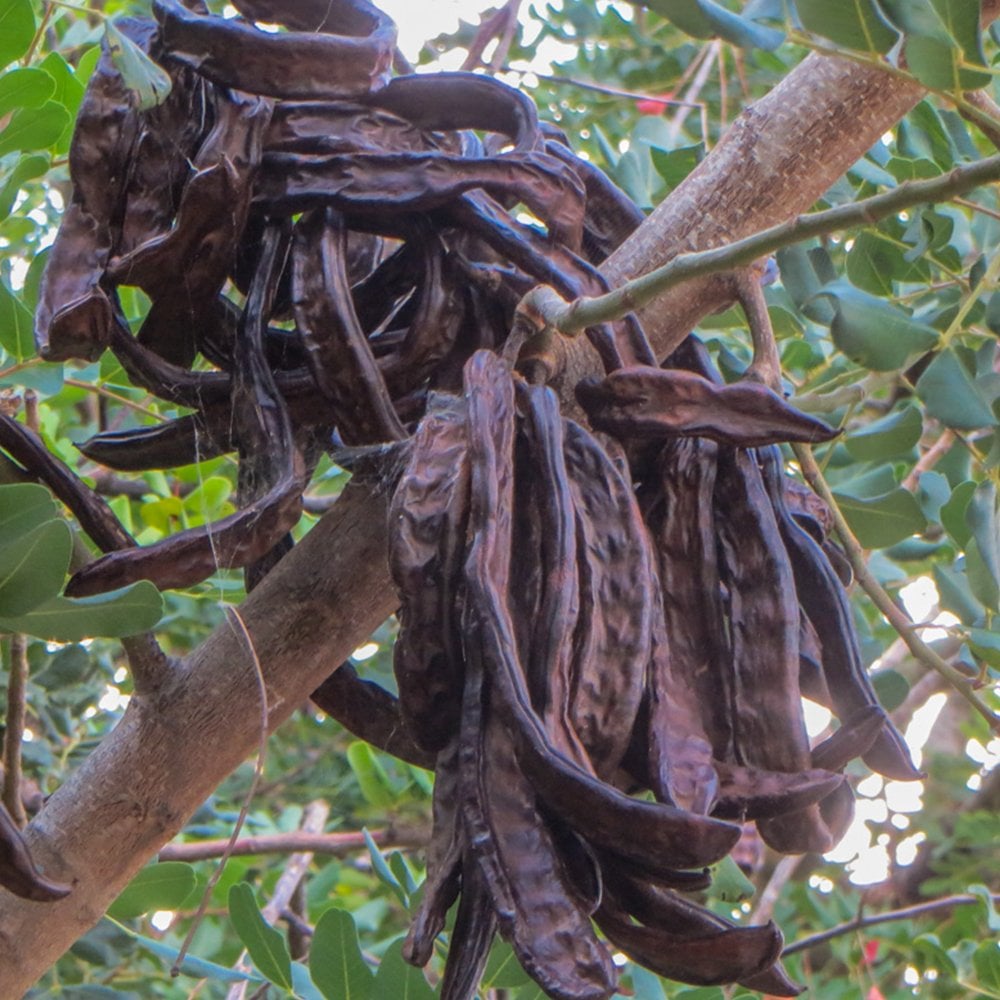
left=4, top=23, right=1000, bottom=994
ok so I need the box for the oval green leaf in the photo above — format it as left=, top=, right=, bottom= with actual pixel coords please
left=107, top=862, right=198, bottom=920
left=0, top=0, right=35, bottom=71
left=832, top=488, right=927, bottom=548
left=0, top=100, right=71, bottom=156
left=0, top=277, right=33, bottom=359
left=0, top=482, right=58, bottom=538
left=370, top=941, right=436, bottom=1000
left=0, top=67, right=55, bottom=117
left=228, top=882, right=293, bottom=991
left=798, top=0, right=898, bottom=53
left=845, top=404, right=923, bottom=462
left=104, top=21, right=172, bottom=111
left=0, top=580, right=163, bottom=641
left=310, top=908, right=374, bottom=1000
left=916, top=349, right=998, bottom=431
left=0, top=518, right=71, bottom=616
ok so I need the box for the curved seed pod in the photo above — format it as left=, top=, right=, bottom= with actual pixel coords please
left=77, top=414, right=229, bottom=471
left=595, top=893, right=783, bottom=988
left=403, top=740, right=462, bottom=966
left=153, top=0, right=396, bottom=100
left=379, top=228, right=464, bottom=395
left=712, top=764, right=844, bottom=821
left=0, top=804, right=71, bottom=903
left=818, top=778, right=856, bottom=846
left=642, top=437, right=732, bottom=803
left=362, top=73, right=541, bottom=153
left=601, top=876, right=800, bottom=997
left=810, top=705, right=885, bottom=772
left=757, top=447, right=921, bottom=781
left=462, top=351, right=741, bottom=874
left=543, top=136, right=644, bottom=261
left=456, top=646, right=616, bottom=1000
left=0, top=414, right=134, bottom=553
left=517, top=383, right=588, bottom=766
left=310, top=663, right=434, bottom=770
left=256, top=149, right=585, bottom=250
left=561, top=418, right=652, bottom=778
left=596, top=850, right=712, bottom=893
left=388, top=397, right=470, bottom=751
left=576, top=367, right=838, bottom=447
left=292, top=207, right=406, bottom=444
left=799, top=611, right=832, bottom=707
left=66, top=229, right=307, bottom=596
left=714, top=447, right=832, bottom=855
left=114, top=88, right=273, bottom=366
left=35, top=19, right=153, bottom=361
left=350, top=239, right=422, bottom=333
left=439, top=856, right=497, bottom=1000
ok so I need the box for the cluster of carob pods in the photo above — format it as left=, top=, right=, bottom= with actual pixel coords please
left=0, top=1, right=921, bottom=996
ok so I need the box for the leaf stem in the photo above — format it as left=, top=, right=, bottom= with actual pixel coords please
left=783, top=891, right=1000, bottom=957
left=2, top=634, right=29, bottom=827
left=792, top=442, right=1000, bottom=734
left=530, top=152, right=1000, bottom=335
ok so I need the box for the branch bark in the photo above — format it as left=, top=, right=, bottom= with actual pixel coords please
left=1, top=27, right=997, bottom=995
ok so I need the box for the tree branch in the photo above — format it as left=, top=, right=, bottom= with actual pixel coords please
left=782, top=892, right=1000, bottom=957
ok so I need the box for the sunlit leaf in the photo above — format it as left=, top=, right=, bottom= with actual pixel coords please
left=228, top=883, right=293, bottom=990
left=0, top=519, right=71, bottom=617
left=107, top=862, right=198, bottom=920
left=104, top=21, right=172, bottom=111
left=370, top=941, right=436, bottom=1000
left=797, top=0, right=898, bottom=53
left=0, top=100, right=70, bottom=156
left=0, top=0, right=35, bottom=71
left=0, top=67, right=55, bottom=117
left=310, top=908, right=374, bottom=1000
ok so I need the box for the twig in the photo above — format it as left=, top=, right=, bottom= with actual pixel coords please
left=523, top=152, right=1000, bottom=335
left=2, top=636, right=29, bottom=828
left=901, top=429, right=956, bottom=492
left=225, top=801, right=330, bottom=1000
left=782, top=892, right=1000, bottom=957
left=158, top=825, right=428, bottom=863
left=172, top=607, right=270, bottom=976
left=734, top=268, right=781, bottom=390
left=751, top=855, right=802, bottom=927
left=792, top=443, right=1000, bottom=734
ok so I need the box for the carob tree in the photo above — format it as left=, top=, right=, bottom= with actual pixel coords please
left=0, top=0, right=927, bottom=996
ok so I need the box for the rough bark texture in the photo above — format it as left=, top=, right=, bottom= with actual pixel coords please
left=0, top=37, right=990, bottom=995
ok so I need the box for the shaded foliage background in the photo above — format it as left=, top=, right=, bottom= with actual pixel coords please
left=0, top=0, right=997, bottom=997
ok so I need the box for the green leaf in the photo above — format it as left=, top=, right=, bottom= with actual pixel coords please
left=845, top=405, right=923, bottom=462
left=228, top=882, right=293, bottom=991
left=0, top=100, right=70, bottom=156
left=631, top=965, right=668, bottom=1000
left=292, top=961, right=327, bottom=1000
left=0, top=152, right=48, bottom=222
left=362, top=827, right=409, bottom=908
left=968, top=627, right=1000, bottom=668
left=816, top=282, right=939, bottom=371
left=832, top=488, right=927, bottom=548
left=941, top=480, right=976, bottom=546
left=933, top=562, right=984, bottom=625
left=871, top=669, right=910, bottom=711
left=120, top=923, right=261, bottom=983
left=966, top=482, right=1000, bottom=592
left=0, top=67, right=55, bottom=117
left=644, top=0, right=784, bottom=48
left=970, top=884, right=1000, bottom=932
left=370, top=941, right=436, bottom=1000
left=309, top=908, right=374, bottom=1000
left=347, top=741, right=395, bottom=808
left=0, top=580, right=163, bottom=641
left=0, top=0, right=35, bottom=71
left=711, top=854, right=755, bottom=902
left=966, top=538, right=999, bottom=611
left=104, top=21, right=172, bottom=111
left=482, top=939, right=533, bottom=991
left=107, top=862, right=198, bottom=920
left=797, top=0, right=898, bottom=53
left=38, top=51, right=85, bottom=118
left=0, top=519, right=71, bottom=617
left=0, top=482, right=58, bottom=537
left=648, top=142, right=703, bottom=190
left=0, top=277, right=33, bottom=359
left=916, top=349, right=999, bottom=430
left=973, top=940, right=1000, bottom=996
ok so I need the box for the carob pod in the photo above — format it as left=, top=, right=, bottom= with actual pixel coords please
left=291, top=207, right=406, bottom=444
left=388, top=397, right=470, bottom=751
left=576, top=367, right=838, bottom=447
left=757, top=447, right=921, bottom=781
left=462, top=352, right=741, bottom=876
left=517, top=383, right=588, bottom=766
left=153, top=0, right=396, bottom=100
left=714, top=447, right=832, bottom=855
left=561, top=417, right=651, bottom=778
left=403, top=740, right=463, bottom=967
left=0, top=804, right=71, bottom=903
left=66, top=226, right=307, bottom=596
left=35, top=18, right=153, bottom=362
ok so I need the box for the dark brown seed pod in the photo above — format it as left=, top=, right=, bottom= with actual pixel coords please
left=0, top=804, right=71, bottom=903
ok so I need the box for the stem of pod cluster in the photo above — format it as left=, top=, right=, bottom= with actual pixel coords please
left=791, top=442, right=1000, bottom=735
